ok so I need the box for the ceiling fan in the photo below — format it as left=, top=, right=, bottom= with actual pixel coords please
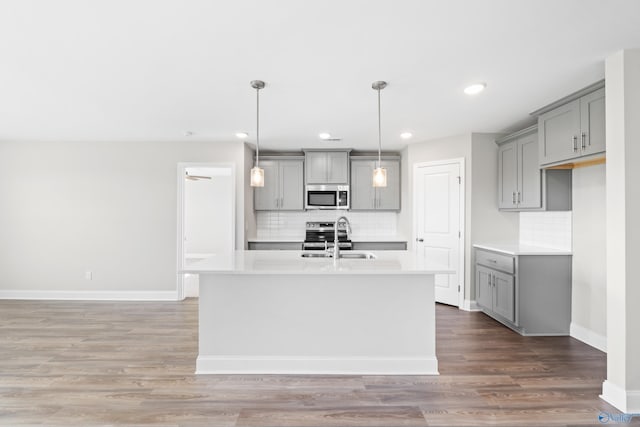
left=185, top=172, right=211, bottom=181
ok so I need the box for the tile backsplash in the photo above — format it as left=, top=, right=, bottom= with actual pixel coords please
left=519, top=211, right=572, bottom=250
left=256, top=211, right=399, bottom=240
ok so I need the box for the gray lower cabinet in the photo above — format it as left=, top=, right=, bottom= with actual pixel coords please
left=350, top=159, right=400, bottom=211
left=537, top=86, right=605, bottom=166
left=476, top=264, right=515, bottom=324
left=248, top=241, right=303, bottom=250
left=304, top=150, right=349, bottom=184
left=475, top=247, right=572, bottom=335
left=254, top=159, right=304, bottom=211
left=351, top=241, right=407, bottom=250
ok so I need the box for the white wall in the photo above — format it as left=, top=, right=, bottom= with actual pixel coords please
left=570, top=164, right=607, bottom=351
left=602, top=48, right=640, bottom=413
left=0, top=140, right=246, bottom=296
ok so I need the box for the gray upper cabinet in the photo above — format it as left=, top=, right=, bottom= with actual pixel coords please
left=350, top=159, right=400, bottom=211
left=254, top=159, right=304, bottom=211
left=254, top=161, right=279, bottom=210
left=497, top=126, right=572, bottom=211
left=537, top=85, right=605, bottom=166
left=498, top=127, right=542, bottom=210
left=350, top=160, right=375, bottom=209
left=580, top=88, right=606, bottom=156
left=304, top=150, right=349, bottom=184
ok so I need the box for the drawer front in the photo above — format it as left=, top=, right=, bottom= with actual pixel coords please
left=475, top=250, right=515, bottom=274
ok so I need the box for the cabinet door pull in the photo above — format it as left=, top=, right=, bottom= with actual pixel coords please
left=517, top=191, right=521, bottom=204
left=281, top=197, right=284, bottom=208
left=512, top=192, right=516, bottom=205
left=488, top=274, right=492, bottom=288
left=416, top=238, right=424, bottom=242
left=582, top=131, right=587, bottom=149
left=573, top=135, right=578, bottom=152
left=492, top=275, right=496, bottom=287
left=488, top=259, right=497, bottom=264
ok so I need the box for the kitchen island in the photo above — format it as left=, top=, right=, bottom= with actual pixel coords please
left=183, top=250, right=450, bottom=375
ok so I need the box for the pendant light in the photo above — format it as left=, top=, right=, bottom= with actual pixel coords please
left=372, top=80, right=387, bottom=187
left=250, top=80, right=266, bottom=187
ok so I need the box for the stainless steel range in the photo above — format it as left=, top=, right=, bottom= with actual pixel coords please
left=302, top=221, right=352, bottom=251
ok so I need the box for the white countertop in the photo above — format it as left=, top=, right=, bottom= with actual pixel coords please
left=182, top=250, right=451, bottom=275
left=350, top=237, right=408, bottom=242
left=247, top=237, right=408, bottom=243
left=247, top=238, right=303, bottom=242
left=473, top=243, right=572, bottom=256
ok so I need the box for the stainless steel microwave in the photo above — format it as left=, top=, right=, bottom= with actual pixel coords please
left=305, top=185, right=349, bottom=210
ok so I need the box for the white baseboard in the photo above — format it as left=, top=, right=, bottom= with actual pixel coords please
left=570, top=322, right=607, bottom=352
left=601, top=380, right=640, bottom=413
left=0, top=290, right=179, bottom=301
left=461, top=299, right=481, bottom=311
left=196, top=356, right=439, bottom=375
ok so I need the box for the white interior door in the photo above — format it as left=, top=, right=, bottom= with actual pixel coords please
left=181, top=165, right=235, bottom=298
left=415, top=161, right=463, bottom=306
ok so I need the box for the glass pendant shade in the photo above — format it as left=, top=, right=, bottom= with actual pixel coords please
left=372, top=80, right=388, bottom=188
left=372, top=166, right=387, bottom=187
left=249, top=80, right=266, bottom=188
left=250, top=166, right=264, bottom=187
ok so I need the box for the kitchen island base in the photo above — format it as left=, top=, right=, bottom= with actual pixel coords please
left=197, top=272, right=437, bottom=375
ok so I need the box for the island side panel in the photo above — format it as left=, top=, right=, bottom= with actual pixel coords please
left=197, top=273, right=437, bottom=375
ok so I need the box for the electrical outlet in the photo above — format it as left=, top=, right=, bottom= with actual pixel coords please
left=85, top=271, right=92, bottom=280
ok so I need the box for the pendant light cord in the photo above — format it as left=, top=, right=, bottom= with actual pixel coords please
left=377, top=87, right=382, bottom=168
left=256, top=86, right=260, bottom=167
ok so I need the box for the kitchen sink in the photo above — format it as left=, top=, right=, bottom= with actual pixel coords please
left=300, top=252, right=376, bottom=260
left=339, top=252, right=376, bottom=259
left=300, top=252, right=331, bottom=258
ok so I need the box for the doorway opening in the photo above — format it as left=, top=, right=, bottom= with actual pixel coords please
left=413, top=158, right=465, bottom=307
left=177, top=163, right=235, bottom=299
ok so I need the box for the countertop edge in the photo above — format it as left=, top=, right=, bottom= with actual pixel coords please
left=473, top=243, right=573, bottom=256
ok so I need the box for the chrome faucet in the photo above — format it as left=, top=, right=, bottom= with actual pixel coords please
left=332, top=216, right=351, bottom=259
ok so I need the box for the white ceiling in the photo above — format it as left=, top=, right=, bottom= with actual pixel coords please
left=1, top=0, right=639, bottom=151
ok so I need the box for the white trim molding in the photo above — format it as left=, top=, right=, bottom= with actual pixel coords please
left=601, top=380, right=640, bottom=413
left=461, top=299, right=481, bottom=312
left=570, top=322, right=607, bottom=353
left=196, top=355, right=439, bottom=375
left=0, top=290, right=178, bottom=301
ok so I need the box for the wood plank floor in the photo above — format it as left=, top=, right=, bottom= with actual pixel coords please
left=0, top=299, right=631, bottom=426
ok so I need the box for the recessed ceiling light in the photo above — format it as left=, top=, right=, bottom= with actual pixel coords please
left=400, top=132, right=413, bottom=139
left=235, top=132, right=249, bottom=139
left=318, top=132, right=331, bottom=140
left=464, top=83, right=486, bottom=95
